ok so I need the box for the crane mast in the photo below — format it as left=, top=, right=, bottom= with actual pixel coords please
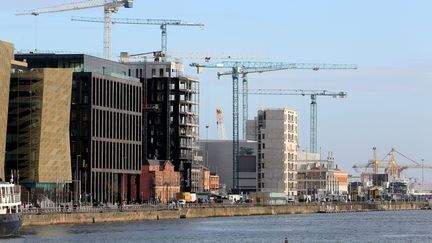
left=191, top=61, right=356, bottom=190
left=16, top=0, right=134, bottom=60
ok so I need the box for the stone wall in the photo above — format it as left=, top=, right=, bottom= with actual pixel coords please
left=22, top=202, right=427, bottom=227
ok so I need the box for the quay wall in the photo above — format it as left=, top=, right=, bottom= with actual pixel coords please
left=22, top=202, right=427, bottom=226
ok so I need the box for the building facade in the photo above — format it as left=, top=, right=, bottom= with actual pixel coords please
left=296, top=152, right=349, bottom=198
left=140, top=159, right=180, bottom=203
left=6, top=68, right=73, bottom=188
left=209, top=174, right=220, bottom=194
left=124, top=60, right=200, bottom=192
left=0, top=40, right=14, bottom=180
left=198, top=140, right=257, bottom=193
left=248, top=108, right=298, bottom=196
left=14, top=54, right=142, bottom=204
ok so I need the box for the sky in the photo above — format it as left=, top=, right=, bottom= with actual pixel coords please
left=1, top=1, right=431, bottom=183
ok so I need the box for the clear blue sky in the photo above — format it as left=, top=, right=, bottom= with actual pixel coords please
left=1, top=1, right=431, bottom=183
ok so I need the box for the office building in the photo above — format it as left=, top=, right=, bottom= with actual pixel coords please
left=0, top=40, right=14, bottom=180
left=6, top=68, right=73, bottom=188
left=14, top=54, right=142, bottom=204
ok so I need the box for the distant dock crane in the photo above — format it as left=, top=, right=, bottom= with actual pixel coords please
left=353, top=147, right=432, bottom=180
left=16, top=0, right=134, bottom=60
left=191, top=61, right=357, bottom=190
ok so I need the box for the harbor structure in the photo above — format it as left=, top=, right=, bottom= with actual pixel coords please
left=14, top=53, right=142, bottom=204
left=247, top=108, right=299, bottom=196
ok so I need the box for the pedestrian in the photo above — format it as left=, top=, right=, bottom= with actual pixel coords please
left=284, top=237, right=288, bottom=243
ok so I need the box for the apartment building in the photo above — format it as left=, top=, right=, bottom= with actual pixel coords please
left=248, top=108, right=298, bottom=196
left=124, top=59, right=200, bottom=192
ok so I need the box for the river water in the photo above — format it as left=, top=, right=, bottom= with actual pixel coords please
left=5, top=210, right=432, bottom=242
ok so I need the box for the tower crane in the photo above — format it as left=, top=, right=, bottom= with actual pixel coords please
left=190, top=61, right=357, bottom=190
left=71, top=16, right=204, bottom=61
left=217, top=65, right=355, bottom=144
left=16, top=0, right=134, bottom=60
left=243, top=89, right=347, bottom=154
left=216, top=108, right=226, bottom=140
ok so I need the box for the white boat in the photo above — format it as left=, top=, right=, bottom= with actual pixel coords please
left=0, top=182, right=22, bottom=237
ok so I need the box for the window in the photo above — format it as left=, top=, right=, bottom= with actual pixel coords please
left=159, top=68, right=164, bottom=77
left=262, top=143, right=265, bottom=149
left=151, top=69, right=156, bottom=77
left=262, top=133, right=265, bottom=139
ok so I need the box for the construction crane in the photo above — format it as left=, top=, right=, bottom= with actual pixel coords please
left=71, top=16, right=204, bottom=61
left=352, top=147, right=432, bottom=179
left=190, top=61, right=357, bottom=191
left=216, top=108, right=226, bottom=140
left=244, top=89, right=347, bottom=154
left=217, top=65, right=354, bottom=144
left=16, top=0, right=134, bottom=60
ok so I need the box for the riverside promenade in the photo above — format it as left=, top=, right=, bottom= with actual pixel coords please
left=21, top=201, right=430, bottom=226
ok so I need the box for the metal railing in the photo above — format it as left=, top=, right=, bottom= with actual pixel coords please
left=20, top=200, right=428, bottom=215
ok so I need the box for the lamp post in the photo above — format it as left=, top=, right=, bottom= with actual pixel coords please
left=421, top=159, right=424, bottom=192
left=1, top=151, right=5, bottom=181
left=205, top=125, right=209, bottom=167
left=75, top=154, right=81, bottom=205
left=122, top=156, right=127, bottom=204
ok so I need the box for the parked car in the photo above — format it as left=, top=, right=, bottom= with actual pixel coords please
left=178, top=199, right=186, bottom=205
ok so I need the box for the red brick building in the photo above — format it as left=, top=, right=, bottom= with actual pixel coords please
left=140, top=160, right=180, bottom=203
left=203, top=168, right=210, bottom=192
left=209, top=173, right=220, bottom=194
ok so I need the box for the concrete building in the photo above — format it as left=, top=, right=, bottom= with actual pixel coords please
left=14, top=54, right=142, bottom=204
left=140, top=159, right=180, bottom=203
left=198, top=140, right=257, bottom=193
left=247, top=108, right=298, bottom=196
left=124, top=59, right=200, bottom=192
left=0, top=40, right=14, bottom=180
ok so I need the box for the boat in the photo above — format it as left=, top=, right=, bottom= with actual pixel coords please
left=0, top=182, right=22, bottom=237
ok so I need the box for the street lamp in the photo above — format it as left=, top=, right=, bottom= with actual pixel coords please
left=421, top=159, right=424, bottom=192
left=205, top=125, right=209, bottom=167
left=75, top=154, right=81, bottom=205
